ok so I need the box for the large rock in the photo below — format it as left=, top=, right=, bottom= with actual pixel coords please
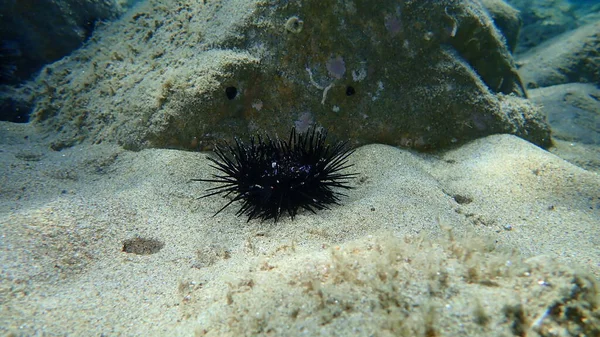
left=529, top=83, right=600, bottom=172
left=24, top=0, right=550, bottom=151
left=505, top=0, right=600, bottom=54
left=480, top=0, right=522, bottom=53
left=517, top=21, right=600, bottom=89
left=529, top=83, right=600, bottom=145
left=0, top=0, right=126, bottom=86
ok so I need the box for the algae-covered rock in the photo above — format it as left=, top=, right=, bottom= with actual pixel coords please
left=506, top=0, right=600, bottom=54
left=27, top=0, right=550, bottom=150
left=529, top=83, right=600, bottom=145
left=480, top=0, right=522, bottom=53
left=0, top=0, right=125, bottom=86
left=528, top=83, right=600, bottom=172
left=518, top=21, right=600, bottom=89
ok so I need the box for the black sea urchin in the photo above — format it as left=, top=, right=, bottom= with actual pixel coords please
left=193, top=127, right=357, bottom=222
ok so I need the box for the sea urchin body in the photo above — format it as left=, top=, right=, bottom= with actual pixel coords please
left=193, top=127, right=356, bottom=222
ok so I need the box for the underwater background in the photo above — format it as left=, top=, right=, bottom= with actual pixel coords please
left=0, top=0, right=599, bottom=336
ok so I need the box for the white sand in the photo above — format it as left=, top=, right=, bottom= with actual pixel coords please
left=1, top=122, right=599, bottom=336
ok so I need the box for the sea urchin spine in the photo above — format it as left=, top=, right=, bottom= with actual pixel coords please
left=193, top=127, right=357, bottom=222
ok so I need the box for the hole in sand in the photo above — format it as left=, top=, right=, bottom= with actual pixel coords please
left=122, top=237, right=164, bottom=255
left=453, top=194, right=473, bottom=205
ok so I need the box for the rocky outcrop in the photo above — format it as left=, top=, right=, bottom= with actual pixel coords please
left=0, top=0, right=126, bottom=86
left=518, top=21, right=600, bottom=89
left=529, top=83, right=600, bottom=172
left=514, top=19, right=600, bottom=173
left=506, top=0, right=600, bottom=53
left=22, top=0, right=549, bottom=151
left=529, top=83, right=600, bottom=145
left=481, top=0, right=522, bottom=53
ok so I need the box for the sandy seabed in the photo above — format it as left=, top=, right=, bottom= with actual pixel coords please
left=1, top=122, right=599, bottom=336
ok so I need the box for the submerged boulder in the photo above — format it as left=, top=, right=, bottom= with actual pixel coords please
left=480, top=0, right=522, bottom=53
left=529, top=83, right=600, bottom=172
left=529, top=83, right=600, bottom=145
left=0, top=0, right=126, bottom=86
left=517, top=21, right=600, bottom=89
left=505, top=0, right=600, bottom=54
left=25, top=0, right=550, bottom=150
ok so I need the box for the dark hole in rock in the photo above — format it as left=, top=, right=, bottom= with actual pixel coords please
left=82, top=18, right=98, bottom=42
left=0, top=98, right=31, bottom=123
left=122, top=237, right=164, bottom=255
left=225, top=86, right=237, bottom=100
left=346, top=86, right=355, bottom=96
left=453, top=194, right=473, bottom=205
